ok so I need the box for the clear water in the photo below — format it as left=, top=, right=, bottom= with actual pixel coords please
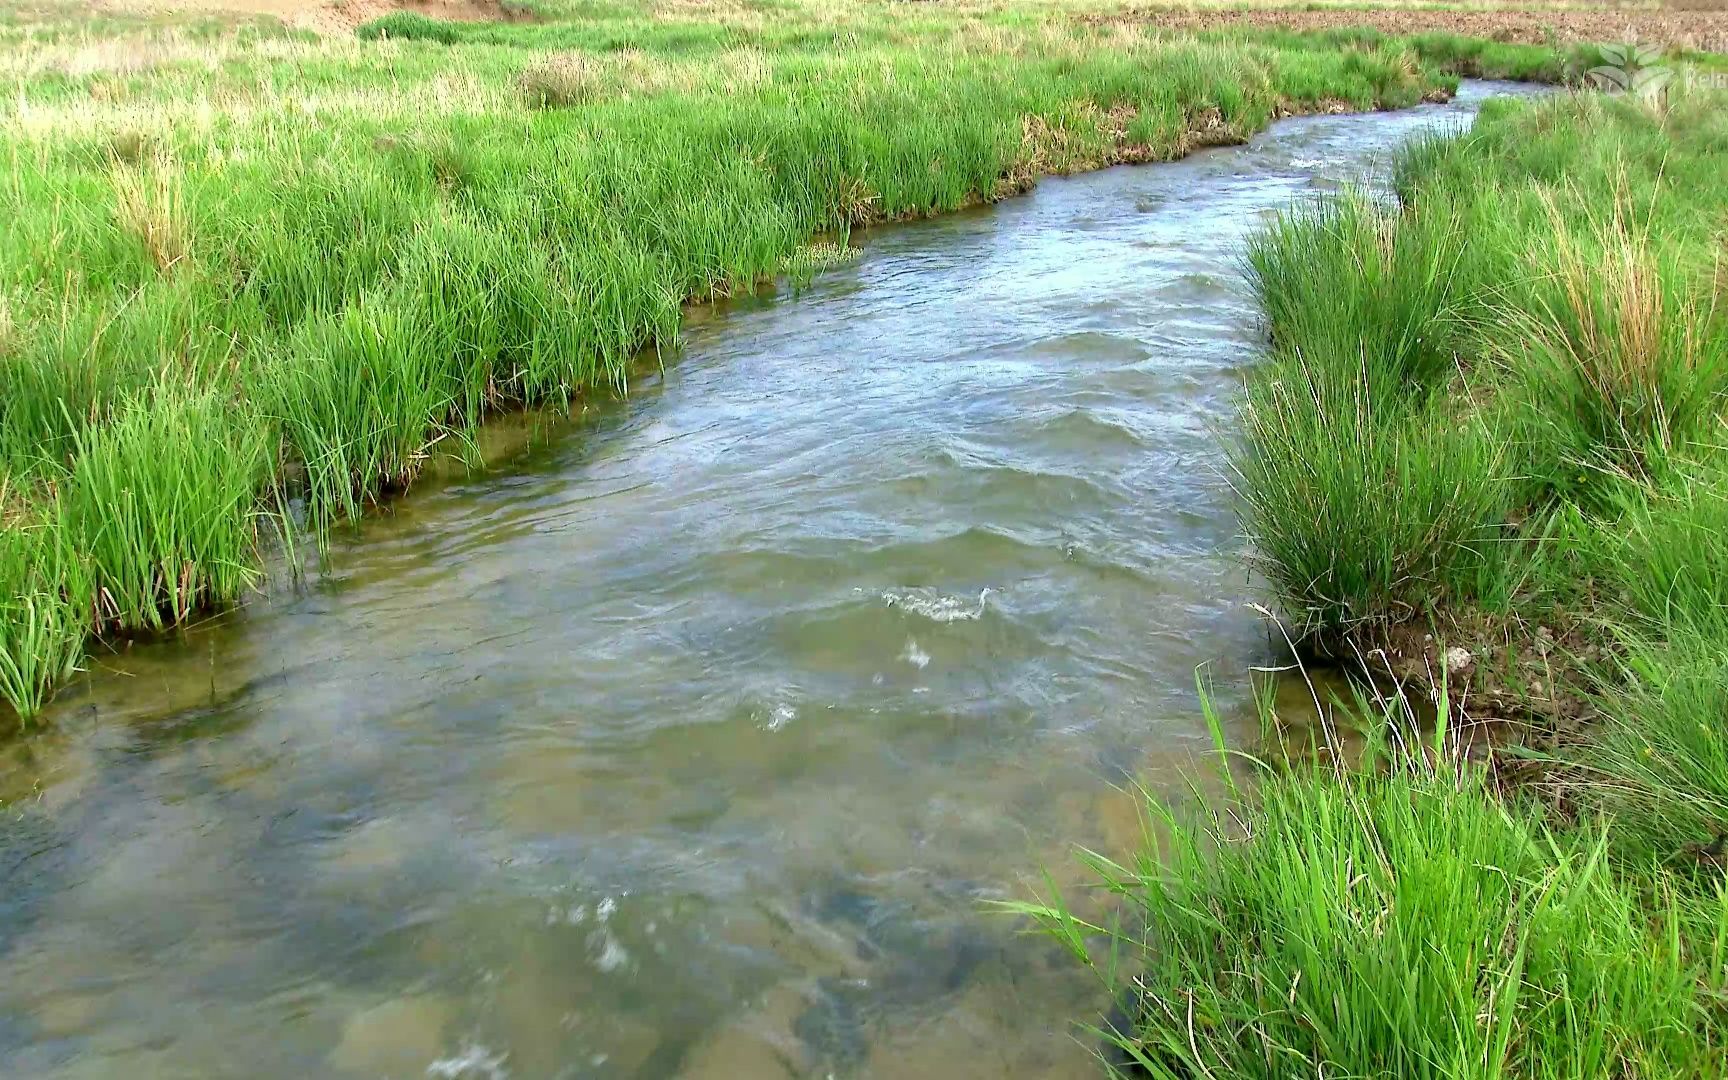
left=0, top=83, right=1539, bottom=1079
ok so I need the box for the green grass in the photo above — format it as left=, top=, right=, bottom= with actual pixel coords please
left=63, top=384, right=273, bottom=631
left=1596, top=461, right=1728, bottom=640
left=1233, top=86, right=1728, bottom=638
left=0, top=508, right=88, bottom=719
left=1233, top=357, right=1516, bottom=634
left=1585, top=634, right=1728, bottom=873
left=1033, top=75, right=1728, bottom=1080
left=1022, top=733, right=1728, bottom=1078
left=0, top=0, right=1573, bottom=723
left=1235, top=192, right=1518, bottom=633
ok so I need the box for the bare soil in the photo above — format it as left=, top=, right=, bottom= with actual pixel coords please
left=91, top=0, right=508, bottom=34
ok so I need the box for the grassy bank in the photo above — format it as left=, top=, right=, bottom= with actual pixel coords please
left=0, top=0, right=1574, bottom=724
left=1029, top=81, right=1728, bottom=1076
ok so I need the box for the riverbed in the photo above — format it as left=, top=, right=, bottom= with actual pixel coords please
left=0, top=82, right=1537, bottom=1079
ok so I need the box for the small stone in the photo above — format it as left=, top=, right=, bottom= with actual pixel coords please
left=1443, top=646, right=1474, bottom=674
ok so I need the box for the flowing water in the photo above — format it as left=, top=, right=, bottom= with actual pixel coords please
left=1, top=83, right=1537, bottom=1079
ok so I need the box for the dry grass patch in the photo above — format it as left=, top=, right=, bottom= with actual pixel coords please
left=110, top=154, right=190, bottom=274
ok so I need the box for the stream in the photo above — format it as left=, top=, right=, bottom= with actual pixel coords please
left=0, top=81, right=1538, bottom=1079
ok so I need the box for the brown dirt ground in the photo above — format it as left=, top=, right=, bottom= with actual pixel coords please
left=1094, top=5, right=1728, bottom=51
left=90, top=0, right=508, bottom=35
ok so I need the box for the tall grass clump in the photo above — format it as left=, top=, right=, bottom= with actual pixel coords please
left=1234, top=366, right=1513, bottom=635
left=1235, top=193, right=1517, bottom=634
left=355, top=11, right=463, bottom=44
left=260, top=300, right=452, bottom=532
left=1594, top=461, right=1728, bottom=639
left=516, top=52, right=605, bottom=107
left=1585, top=635, right=1728, bottom=871
left=0, top=504, right=89, bottom=721
left=61, top=387, right=272, bottom=633
left=1026, top=750, right=1728, bottom=1078
left=1238, top=85, right=1728, bottom=647
left=1247, top=193, right=1479, bottom=394
left=1502, top=211, right=1728, bottom=507
left=1577, top=466, right=1728, bottom=867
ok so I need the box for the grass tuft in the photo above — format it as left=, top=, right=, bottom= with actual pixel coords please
left=1504, top=201, right=1728, bottom=504
left=63, top=385, right=272, bottom=633
left=1025, top=745, right=1728, bottom=1078
left=110, top=152, right=190, bottom=275
left=516, top=52, right=605, bottom=107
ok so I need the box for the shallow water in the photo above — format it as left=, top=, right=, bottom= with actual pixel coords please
left=1, top=83, right=1538, bottom=1079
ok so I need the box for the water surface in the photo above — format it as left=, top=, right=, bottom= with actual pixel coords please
left=1, top=82, right=1534, bottom=1079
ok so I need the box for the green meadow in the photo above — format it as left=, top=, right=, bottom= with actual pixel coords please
left=0, top=0, right=1570, bottom=721
left=0, top=4, right=1575, bottom=725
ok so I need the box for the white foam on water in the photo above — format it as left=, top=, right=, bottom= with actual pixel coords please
left=591, top=931, right=631, bottom=973
left=758, top=702, right=797, bottom=732
left=902, top=638, right=930, bottom=669
left=878, top=586, right=992, bottom=623
left=426, top=1044, right=508, bottom=1079
left=548, top=904, right=587, bottom=926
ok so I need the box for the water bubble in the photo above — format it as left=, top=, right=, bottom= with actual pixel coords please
left=902, top=639, right=930, bottom=670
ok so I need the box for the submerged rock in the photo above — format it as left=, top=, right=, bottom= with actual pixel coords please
left=792, top=876, right=1004, bottom=1074
left=792, top=979, right=872, bottom=1073
left=330, top=995, right=454, bottom=1077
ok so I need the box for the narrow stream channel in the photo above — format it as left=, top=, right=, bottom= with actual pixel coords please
left=1, top=82, right=1538, bottom=1079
